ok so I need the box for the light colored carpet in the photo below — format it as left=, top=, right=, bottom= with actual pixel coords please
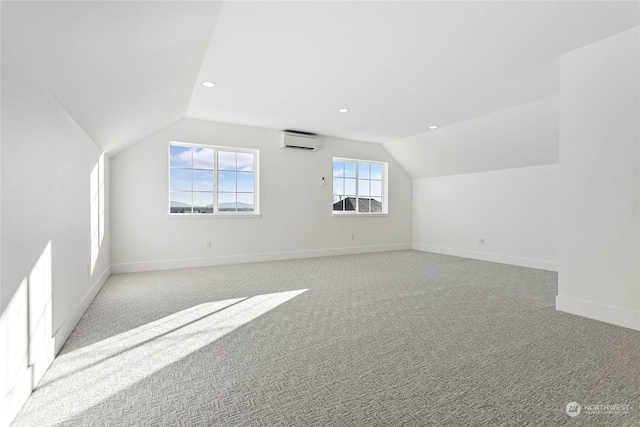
left=11, top=250, right=639, bottom=426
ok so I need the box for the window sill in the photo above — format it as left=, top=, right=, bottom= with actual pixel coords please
left=332, top=213, right=389, bottom=217
left=168, top=213, right=262, bottom=219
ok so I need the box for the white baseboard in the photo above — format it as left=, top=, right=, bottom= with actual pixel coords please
left=556, top=295, right=640, bottom=331
left=0, top=366, right=32, bottom=427
left=31, top=338, right=56, bottom=391
left=111, top=244, right=412, bottom=273
left=53, top=266, right=112, bottom=354
left=413, top=243, right=558, bottom=272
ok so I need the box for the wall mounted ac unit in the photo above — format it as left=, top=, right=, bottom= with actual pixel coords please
left=280, top=130, right=322, bottom=151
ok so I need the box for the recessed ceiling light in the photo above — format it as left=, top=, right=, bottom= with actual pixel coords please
left=202, top=81, right=216, bottom=88
left=338, top=108, right=350, bottom=113
left=429, top=125, right=438, bottom=130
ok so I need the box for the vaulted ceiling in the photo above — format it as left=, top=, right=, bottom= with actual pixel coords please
left=2, top=1, right=639, bottom=155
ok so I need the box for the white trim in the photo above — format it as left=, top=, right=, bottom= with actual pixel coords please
left=556, top=295, right=640, bottom=331
left=332, top=157, right=388, bottom=214
left=53, top=266, right=111, bottom=354
left=1, top=266, right=110, bottom=427
left=332, top=213, right=388, bottom=218
left=170, top=140, right=256, bottom=153
left=111, top=244, right=412, bottom=273
left=413, top=243, right=558, bottom=272
left=30, top=338, right=55, bottom=392
left=168, top=142, right=259, bottom=215
left=168, top=213, right=261, bottom=219
left=1, top=366, right=32, bottom=427
left=332, top=156, right=387, bottom=165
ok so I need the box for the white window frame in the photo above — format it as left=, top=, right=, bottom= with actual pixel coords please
left=168, top=141, right=260, bottom=217
left=332, top=157, right=388, bottom=216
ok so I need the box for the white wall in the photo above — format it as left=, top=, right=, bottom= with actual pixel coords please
left=110, top=119, right=412, bottom=272
left=557, top=27, right=639, bottom=331
left=413, top=165, right=558, bottom=271
left=1, top=48, right=111, bottom=426
left=386, top=96, right=560, bottom=271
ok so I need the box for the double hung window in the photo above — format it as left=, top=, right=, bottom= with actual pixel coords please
left=169, top=143, right=258, bottom=215
left=333, top=158, right=387, bottom=214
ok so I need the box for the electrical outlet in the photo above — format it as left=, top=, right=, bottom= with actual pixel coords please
left=478, top=238, right=486, bottom=245
left=205, top=240, right=212, bottom=249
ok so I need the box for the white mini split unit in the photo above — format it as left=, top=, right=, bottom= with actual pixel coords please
left=280, top=130, right=322, bottom=151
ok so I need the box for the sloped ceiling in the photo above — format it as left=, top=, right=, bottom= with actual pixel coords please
left=186, top=1, right=639, bottom=143
left=384, top=95, right=560, bottom=179
left=1, top=1, right=223, bottom=154
left=2, top=1, right=639, bottom=154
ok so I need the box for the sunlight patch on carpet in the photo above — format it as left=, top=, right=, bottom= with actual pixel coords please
left=22, top=289, right=307, bottom=425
